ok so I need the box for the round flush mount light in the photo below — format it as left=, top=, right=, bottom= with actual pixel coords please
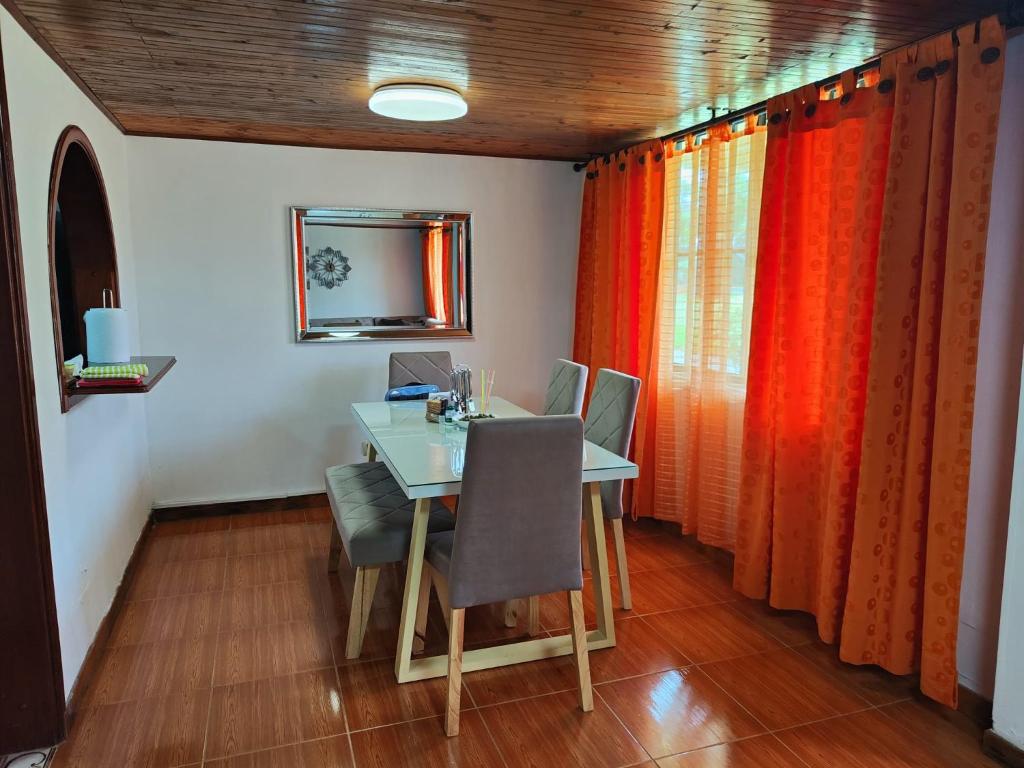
left=368, top=84, right=468, bottom=121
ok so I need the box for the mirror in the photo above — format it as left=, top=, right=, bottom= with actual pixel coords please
left=291, top=207, right=472, bottom=341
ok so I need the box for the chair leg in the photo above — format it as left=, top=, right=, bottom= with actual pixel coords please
left=445, top=607, right=466, bottom=737
left=345, top=565, right=381, bottom=659
left=433, top=570, right=452, bottom=632
left=414, top=567, right=433, bottom=654
left=327, top=523, right=343, bottom=573
left=581, top=525, right=591, bottom=571
left=567, top=589, right=593, bottom=712
left=527, top=596, right=540, bottom=636
left=611, top=517, right=632, bottom=610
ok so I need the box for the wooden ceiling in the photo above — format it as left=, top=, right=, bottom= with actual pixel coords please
left=5, top=0, right=1006, bottom=160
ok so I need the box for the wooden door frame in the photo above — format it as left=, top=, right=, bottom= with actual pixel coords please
left=0, top=28, right=66, bottom=754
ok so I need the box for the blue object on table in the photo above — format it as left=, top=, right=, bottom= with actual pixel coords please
left=385, top=383, right=440, bottom=401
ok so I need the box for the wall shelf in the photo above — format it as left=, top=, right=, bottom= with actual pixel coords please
left=65, top=355, right=176, bottom=409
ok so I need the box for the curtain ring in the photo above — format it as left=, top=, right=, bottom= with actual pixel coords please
left=804, top=103, right=817, bottom=118
left=878, top=78, right=895, bottom=94
left=935, top=60, right=951, bottom=75
left=769, top=112, right=783, bottom=124
left=981, top=47, right=1001, bottom=64
left=638, top=155, right=646, bottom=165
left=654, top=152, right=663, bottom=162
left=839, top=92, right=854, bottom=106
left=618, top=162, right=626, bottom=171
left=602, top=155, right=610, bottom=165
left=586, top=171, right=595, bottom=180
left=917, top=66, right=935, bottom=81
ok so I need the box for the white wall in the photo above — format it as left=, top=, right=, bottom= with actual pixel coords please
left=128, top=138, right=581, bottom=506
left=1, top=9, right=151, bottom=695
left=990, top=32, right=1024, bottom=749
left=958, top=30, right=1024, bottom=699
left=994, top=357, right=1024, bottom=749
left=305, top=224, right=424, bottom=320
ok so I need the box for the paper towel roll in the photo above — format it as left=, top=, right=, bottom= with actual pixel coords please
left=84, top=307, right=130, bottom=364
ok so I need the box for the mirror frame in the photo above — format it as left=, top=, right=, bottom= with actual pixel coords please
left=291, top=207, right=473, bottom=342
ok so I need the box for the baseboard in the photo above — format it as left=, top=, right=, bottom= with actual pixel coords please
left=984, top=730, right=1024, bottom=767
left=958, top=683, right=994, bottom=730
left=62, top=520, right=150, bottom=732
left=150, top=491, right=329, bottom=523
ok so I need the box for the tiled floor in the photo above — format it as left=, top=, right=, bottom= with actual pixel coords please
left=52, top=509, right=1001, bottom=768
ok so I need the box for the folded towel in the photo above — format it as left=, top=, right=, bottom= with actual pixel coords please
left=77, top=376, right=144, bottom=387
left=81, top=363, right=149, bottom=379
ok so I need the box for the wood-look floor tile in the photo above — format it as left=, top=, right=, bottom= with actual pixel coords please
left=203, top=735, right=353, bottom=768
left=129, top=556, right=225, bottom=600
left=464, top=653, right=579, bottom=707
left=306, top=506, right=333, bottom=524
left=701, top=648, right=871, bottom=731
left=480, top=689, right=649, bottom=768
left=325, top=599, right=446, bottom=665
left=221, top=580, right=324, bottom=631
left=152, top=516, right=231, bottom=537
left=728, top=598, right=822, bottom=648
left=776, top=705, right=999, bottom=767
left=627, top=566, right=734, bottom=615
left=874, top=700, right=1000, bottom=767
left=319, top=563, right=406, bottom=619
left=540, top=578, right=626, bottom=632
left=598, top=668, right=766, bottom=758
left=306, top=521, right=333, bottom=554
left=337, top=659, right=455, bottom=730
left=226, top=524, right=310, bottom=556
left=621, top=516, right=670, bottom=540
left=230, top=510, right=310, bottom=528
left=589, top=616, right=691, bottom=683
left=611, top=532, right=709, bottom=573
left=655, top=734, right=801, bottom=767
left=142, top=530, right=229, bottom=565
left=791, top=642, right=916, bottom=706
left=226, top=548, right=316, bottom=589
left=205, top=668, right=347, bottom=759
left=676, top=561, right=740, bottom=601
left=108, top=592, right=223, bottom=647
left=51, top=690, right=210, bottom=768
left=641, top=604, right=784, bottom=664
left=85, top=635, right=216, bottom=706
left=214, top=620, right=335, bottom=686
left=349, top=711, right=503, bottom=766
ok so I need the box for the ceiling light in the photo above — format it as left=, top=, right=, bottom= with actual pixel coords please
left=368, top=84, right=467, bottom=122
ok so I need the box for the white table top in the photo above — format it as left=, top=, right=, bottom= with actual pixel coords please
left=351, top=397, right=639, bottom=499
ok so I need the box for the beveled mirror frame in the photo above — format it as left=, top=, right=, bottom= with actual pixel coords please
left=291, top=207, right=472, bottom=342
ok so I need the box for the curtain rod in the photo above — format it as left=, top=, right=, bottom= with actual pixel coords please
left=573, top=6, right=1022, bottom=172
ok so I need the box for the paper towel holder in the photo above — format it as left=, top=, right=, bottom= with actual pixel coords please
left=46, top=125, right=122, bottom=413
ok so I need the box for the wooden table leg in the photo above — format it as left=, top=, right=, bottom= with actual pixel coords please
left=584, top=481, right=615, bottom=645
left=395, top=497, right=432, bottom=682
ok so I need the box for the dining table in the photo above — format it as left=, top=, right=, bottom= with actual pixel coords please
left=350, top=395, right=639, bottom=684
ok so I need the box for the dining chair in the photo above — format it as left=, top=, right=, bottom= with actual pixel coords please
left=325, top=462, right=455, bottom=658
left=583, top=368, right=641, bottom=610
left=388, top=351, right=453, bottom=390
left=542, top=358, right=588, bottom=416
left=419, top=416, right=593, bottom=736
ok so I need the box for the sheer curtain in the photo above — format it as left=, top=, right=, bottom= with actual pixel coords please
left=641, top=116, right=765, bottom=549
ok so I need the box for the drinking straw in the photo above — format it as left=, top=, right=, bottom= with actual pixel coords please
left=486, top=369, right=495, bottom=413
left=480, top=368, right=486, bottom=412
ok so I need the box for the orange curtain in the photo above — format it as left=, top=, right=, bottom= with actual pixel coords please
left=645, top=117, right=766, bottom=548
left=839, top=17, right=1006, bottom=707
left=421, top=224, right=452, bottom=324
left=574, top=140, right=665, bottom=513
left=732, top=75, right=896, bottom=637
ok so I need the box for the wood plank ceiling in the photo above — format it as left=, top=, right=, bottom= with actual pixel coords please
left=6, top=0, right=1006, bottom=160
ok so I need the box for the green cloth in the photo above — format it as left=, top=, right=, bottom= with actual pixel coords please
left=81, top=363, right=149, bottom=379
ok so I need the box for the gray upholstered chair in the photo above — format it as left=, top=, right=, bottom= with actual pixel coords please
left=388, top=351, right=453, bottom=390
left=583, top=368, right=641, bottom=609
left=543, top=359, right=588, bottom=416
left=419, top=416, right=593, bottom=736
left=325, top=462, right=455, bottom=659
